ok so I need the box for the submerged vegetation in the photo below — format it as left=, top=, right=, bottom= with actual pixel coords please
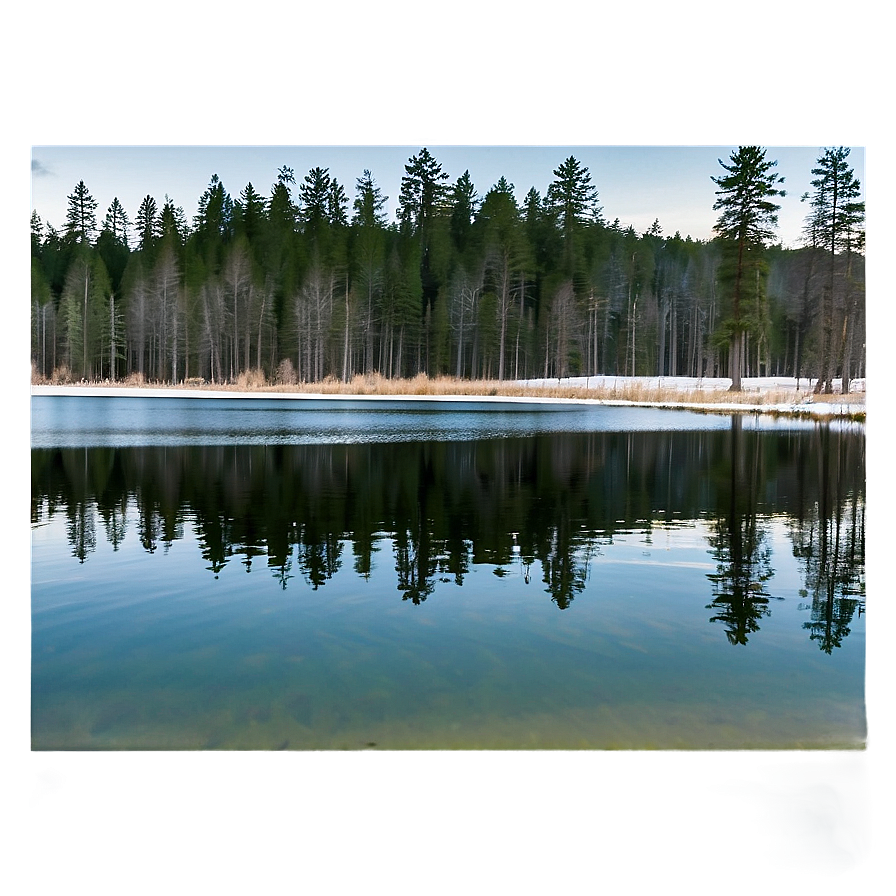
left=31, top=147, right=865, bottom=396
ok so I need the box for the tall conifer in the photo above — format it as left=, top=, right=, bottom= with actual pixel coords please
left=711, top=146, right=784, bottom=391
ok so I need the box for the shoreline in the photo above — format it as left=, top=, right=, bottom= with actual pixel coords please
left=31, top=381, right=866, bottom=421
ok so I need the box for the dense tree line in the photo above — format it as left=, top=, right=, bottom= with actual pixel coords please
left=30, top=148, right=865, bottom=392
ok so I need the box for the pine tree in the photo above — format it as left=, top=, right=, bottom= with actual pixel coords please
left=192, top=174, right=233, bottom=267
left=477, top=178, right=524, bottom=379
left=546, top=156, right=601, bottom=275
left=398, top=148, right=449, bottom=233
left=102, top=198, right=131, bottom=247
left=96, top=199, right=132, bottom=300
left=803, top=147, right=865, bottom=393
left=31, top=211, right=44, bottom=257
left=352, top=169, right=388, bottom=227
left=299, top=167, right=333, bottom=237
left=352, top=170, right=389, bottom=373
left=159, top=195, right=189, bottom=243
left=194, top=174, right=232, bottom=235
left=135, top=195, right=161, bottom=252
left=711, top=146, right=784, bottom=391
left=398, top=149, right=451, bottom=339
left=448, top=170, right=480, bottom=257
left=265, top=167, right=299, bottom=361
left=233, top=182, right=267, bottom=244
left=328, top=178, right=348, bottom=227
left=65, top=180, right=98, bottom=245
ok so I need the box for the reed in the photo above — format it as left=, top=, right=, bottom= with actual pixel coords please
left=174, top=373, right=865, bottom=407
left=33, top=371, right=866, bottom=409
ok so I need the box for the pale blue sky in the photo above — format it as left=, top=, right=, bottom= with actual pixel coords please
left=30, top=145, right=864, bottom=250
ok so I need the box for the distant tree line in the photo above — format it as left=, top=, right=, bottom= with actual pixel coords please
left=30, top=147, right=865, bottom=393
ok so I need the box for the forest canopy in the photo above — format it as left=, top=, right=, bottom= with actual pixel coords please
left=30, top=147, right=865, bottom=394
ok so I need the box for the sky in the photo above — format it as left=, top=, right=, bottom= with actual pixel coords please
left=30, top=145, right=864, bottom=250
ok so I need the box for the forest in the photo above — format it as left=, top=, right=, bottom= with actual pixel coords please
left=30, top=147, right=865, bottom=393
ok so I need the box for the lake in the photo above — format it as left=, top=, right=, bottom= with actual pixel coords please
left=31, top=396, right=866, bottom=749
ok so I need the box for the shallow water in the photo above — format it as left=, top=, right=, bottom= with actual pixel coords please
left=31, top=399, right=865, bottom=749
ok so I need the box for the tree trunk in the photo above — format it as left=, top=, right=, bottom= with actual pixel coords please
left=82, top=267, right=90, bottom=379
left=729, top=331, right=743, bottom=391
left=257, top=291, right=267, bottom=371
left=728, top=236, right=746, bottom=392
left=670, top=301, right=678, bottom=377
left=109, top=291, right=116, bottom=381
left=342, top=282, right=351, bottom=383
left=657, top=297, right=667, bottom=376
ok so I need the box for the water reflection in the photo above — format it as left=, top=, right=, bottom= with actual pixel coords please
left=788, top=425, right=866, bottom=653
left=32, top=425, right=865, bottom=648
left=705, top=416, right=776, bottom=645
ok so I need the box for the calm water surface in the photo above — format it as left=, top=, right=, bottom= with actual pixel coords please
left=31, top=396, right=866, bottom=749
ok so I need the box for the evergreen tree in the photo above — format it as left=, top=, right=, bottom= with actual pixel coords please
left=398, top=148, right=451, bottom=337
left=522, top=186, right=550, bottom=298
left=233, top=182, right=267, bottom=244
left=59, top=247, right=112, bottom=379
left=398, top=147, right=449, bottom=232
left=803, top=147, right=865, bottom=393
left=192, top=174, right=233, bottom=266
left=102, top=197, right=131, bottom=247
left=39, top=223, right=69, bottom=301
left=269, top=168, right=297, bottom=234
left=31, top=210, right=44, bottom=257
left=448, top=170, right=480, bottom=258
left=265, top=166, right=299, bottom=359
left=159, top=195, right=189, bottom=243
left=135, top=195, right=161, bottom=252
left=328, top=178, right=349, bottom=227
left=352, top=170, right=389, bottom=373
left=352, top=169, right=389, bottom=227
left=65, top=180, right=98, bottom=245
left=546, top=156, right=601, bottom=275
left=299, top=167, right=333, bottom=238
left=96, top=199, right=132, bottom=298
left=616, top=225, right=656, bottom=376
left=195, top=175, right=232, bottom=235
left=711, top=146, right=784, bottom=391
left=477, top=178, right=525, bottom=379
left=31, top=257, right=55, bottom=378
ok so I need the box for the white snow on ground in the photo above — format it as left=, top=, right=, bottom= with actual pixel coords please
left=516, top=376, right=866, bottom=419
left=31, top=376, right=866, bottom=419
left=518, top=375, right=865, bottom=393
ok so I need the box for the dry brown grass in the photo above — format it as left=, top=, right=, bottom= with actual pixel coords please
left=46, top=365, right=74, bottom=385
left=32, top=371, right=866, bottom=411
left=235, top=368, right=269, bottom=390
left=269, top=373, right=863, bottom=407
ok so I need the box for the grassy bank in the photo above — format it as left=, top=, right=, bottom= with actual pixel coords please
left=33, top=369, right=866, bottom=408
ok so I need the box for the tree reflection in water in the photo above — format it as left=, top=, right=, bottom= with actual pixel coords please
left=787, top=424, right=866, bottom=653
left=31, top=423, right=865, bottom=646
left=705, top=416, right=775, bottom=645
